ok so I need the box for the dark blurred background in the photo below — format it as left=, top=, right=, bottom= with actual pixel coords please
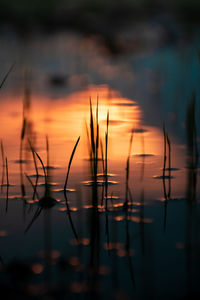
left=0, top=0, right=200, bottom=33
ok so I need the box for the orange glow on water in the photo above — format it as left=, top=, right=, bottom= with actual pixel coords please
left=0, top=85, right=163, bottom=163
left=0, top=84, right=186, bottom=199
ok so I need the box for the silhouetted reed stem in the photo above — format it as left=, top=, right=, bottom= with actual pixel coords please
left=63, top=136, right=80, bottom=241
left=124, top=130, right=134, bottom=208
left=1, top=140, right=5, bottom=190
left=5, top=157, right=9, bottom=212
left=5, top=157, right=9, bottom=187
left=105, top=111, right=109, bottom=210
left=162, top=124, right=171, bottom=231
left=20, top=116, right=26, bottom=198
left=28, top=140, right=39, bottom=200
left=64, top=137, right=80, bottom=193
left=0, top=63, right=14, bottom=89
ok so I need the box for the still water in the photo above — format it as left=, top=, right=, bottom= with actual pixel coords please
left=0, top=29, right=200, bottom=299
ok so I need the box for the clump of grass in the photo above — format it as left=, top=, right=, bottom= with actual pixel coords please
left=86, top=98, right=112, bottom=210
left=88, top=98, right=99, bottom=181
left=85, top=98, right=101, bottom=212
left=25, top=134, right=80, bottom=236
left=25, top=139, right=55, bottom=233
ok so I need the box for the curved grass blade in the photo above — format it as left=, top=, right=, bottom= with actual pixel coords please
left=90, top=99, right=95, bottom=156
left=64, top=136, right=80, bottom=192
left=28, top=139, right=39, bottom=200
left=25, top=173, right=40, bottom=200
left=63, top=136, right=80, bottom=241
left=35, top=151, right=47, bottom=184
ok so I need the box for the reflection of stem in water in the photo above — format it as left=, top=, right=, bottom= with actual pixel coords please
left=140, top=190, right=145, bottom=255
left=88, top=184, right=100, bottom=297
left=112, top=218, right=119, bottom=295
left=125, top=209, right=136, bottom=289
left=124, top=130, right=135, bottom=287
left=24, top=206, right=42, bottom=233
left=105, top=212, right=110, bottom=252
left=86, top=99, right=101, bottom=296
left=128, top=188, right=134, bottom=206
left=64, top=192, right=79, bottom=241
left=44, top=209, right=52, bottom=283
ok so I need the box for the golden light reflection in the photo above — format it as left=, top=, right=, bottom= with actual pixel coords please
left=0, top=84, right=186, bottom=197
left=0, top=85, right=143, bottom=164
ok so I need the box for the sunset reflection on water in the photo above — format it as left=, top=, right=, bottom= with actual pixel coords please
left=0, top=82, right=199, bottom=300
left=0, top=84, right=186, bottom=199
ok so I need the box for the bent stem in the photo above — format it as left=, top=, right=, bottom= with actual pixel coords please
left=64, top=136, right=80, bottom=241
